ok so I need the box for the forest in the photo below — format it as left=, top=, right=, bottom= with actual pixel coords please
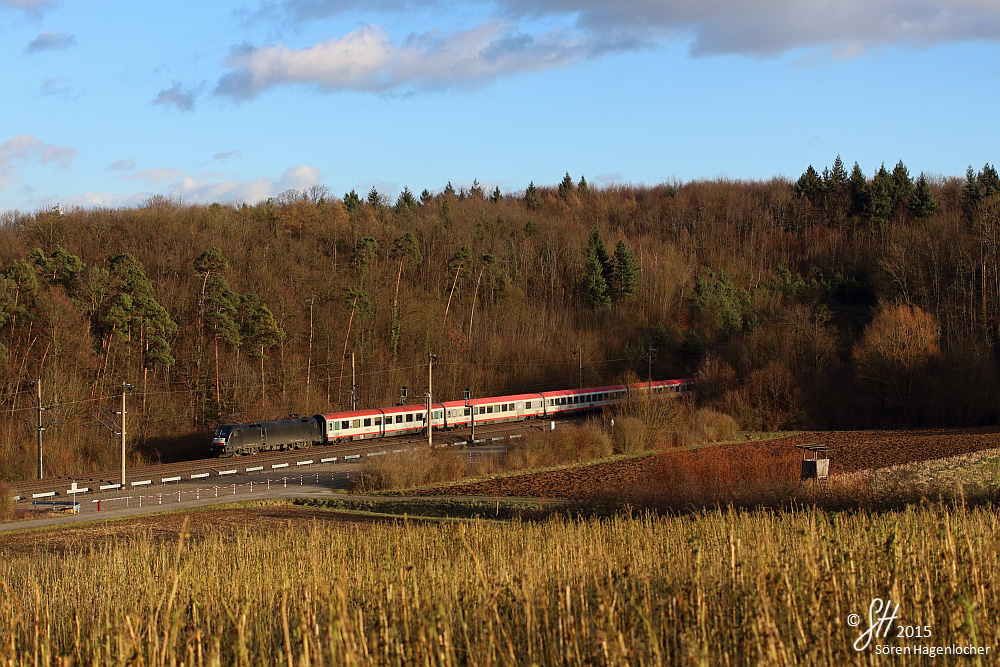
left=1, top=159, right=999, bottom=479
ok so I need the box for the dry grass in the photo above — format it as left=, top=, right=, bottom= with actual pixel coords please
left=2, top=504, right=999, bottom=665
left=353, top=422, right=615, bottom=492
left=0, top=482, right=13, bottom=522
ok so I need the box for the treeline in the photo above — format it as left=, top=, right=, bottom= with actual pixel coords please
left=0, top=160, right=998, bottom=477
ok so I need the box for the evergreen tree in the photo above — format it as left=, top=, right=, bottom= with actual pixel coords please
left=848, top=162, right=870, bottom=218
left=980, top=163, right=1000, bottom=198
left=794, top=165, right=823, bottom=206
left=577, top=175, right=589, bottom=196
left=908, top=173, right=939, bottom=220
left=203, top=275, right=241, bottom=405
left=490, top=186, right=502, bottom=203
left=558, top=172, right=575, bottom=200
left=890, top=160, right=913, bottom=213
left=586, top=227, right=614, bottom=285
left=350, top=237, right=379, bottom=273
left=610, top=239, right=640, bottom=302
left=343, top=189, right=362, bottom=213
left=28, top=245, right=84, bottom=292
left=394, top=187, right=416, bottom=213
left=242, top=297, right=284, bottom=408
left=581, top=251, right=611, bottom=309
left=419, top=188, right=432, bottom=205
left=443, top=181, right=456, bottom=197
left=103, top=253, right=177, bottom=368
left=868, top=164, right=893, bottom=230
left=470, top=179, right=484, bottom=200
left=367, top=187, right=383, bottom=209
left=962, top=165, right=981, bottom=223
left=828, top=155, right=848, bottom=188
left=524, top=181, right=543, bottom=211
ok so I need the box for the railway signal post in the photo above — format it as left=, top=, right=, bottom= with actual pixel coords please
left=427, top=354, right=438, bottom=447
left=120, top=383, right=134, bottom=488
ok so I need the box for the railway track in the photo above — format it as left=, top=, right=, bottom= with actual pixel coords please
left=8, top=415, right=573, bottom=503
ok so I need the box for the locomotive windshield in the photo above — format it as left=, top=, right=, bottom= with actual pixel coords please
left=214, top=425, right=234, bottom=439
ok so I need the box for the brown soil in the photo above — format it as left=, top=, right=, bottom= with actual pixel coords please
left=433, top=427, right=1000, bottom=499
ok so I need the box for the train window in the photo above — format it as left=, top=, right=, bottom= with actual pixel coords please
left=525, top=401, right=531, bottom=409
left=351, top=419, right=360, bottom=428
left=363, top=418, right=371, bottom=427
left=341, top=420, right=349, bottom=430
left=487, top=405, right=494, bottom=413
left=418, top=413, right=425, bottom=421
left=464, top=408, right=471, bottom=416
left=573, top=396, right=579, bottom=404
left=375, top=418, right=381, bottom=426
left=406, top=414, right=414, bottom=423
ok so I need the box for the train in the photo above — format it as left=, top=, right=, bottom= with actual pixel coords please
left=210, top=378, right=696, bottom=457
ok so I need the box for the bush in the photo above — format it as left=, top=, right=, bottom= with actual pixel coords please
left=509, top=422, right=613, bottom=469
left=627, top=442, right=800, bottom=510
left=351, top=449, right=466, bottom=492
left=674, top=407, right=739, bottom=446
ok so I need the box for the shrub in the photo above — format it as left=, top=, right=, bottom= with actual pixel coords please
left=674, top=407, right=739, bottom=446
left=629, top=441, right=800, bottom=510
left=351, top=449, right=465, bottom=492
left=508, top=422, right=613, bottom=468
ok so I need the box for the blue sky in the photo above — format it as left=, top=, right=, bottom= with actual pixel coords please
left=2, top=0, right=1000, bottom=213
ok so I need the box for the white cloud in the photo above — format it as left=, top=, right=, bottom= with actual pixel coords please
left=112, top=164, right=323, bottom=205
left=0, top=134, right=76, bottom=189
left=25, top=31, right=76, bottom=54
left=215, top=22, right=588, bottom=99
left=214, top=149, right=242, bottom=161
left=107, top=157, right=136, bottom=172
left=1, top=0, right=53, bottom=13
left=152, top=81, right=204, bottom=111
left=497, top=0, right=1000, bottom=56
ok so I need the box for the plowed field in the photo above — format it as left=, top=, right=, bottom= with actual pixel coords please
left=435, top=427, right=1000, bottom=499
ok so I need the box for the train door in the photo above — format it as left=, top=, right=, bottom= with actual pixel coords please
left=516, top=401, right=524, bottom=419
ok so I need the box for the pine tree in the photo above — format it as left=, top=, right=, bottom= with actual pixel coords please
left=558, top=172, right=575, bottom=200
left=395, top=187, right=416, bottom=213
left=443, top=181, right=456, bottom=197
left=611, top=239, right=640, bottom=302
left=343, top=189, right=361, bottom=213
left=848, top=162, right=870, bottom=218
left=962, top=165, right=981, bottom=223
left=419, top=188, right=432, bottom=205
left=103, top=253, right=177, bottom=368
left=367, top=187, right=383, bottom=209
left=581, top=251, right=611, bottom=309
left=490, top=186, right=502, bottom=203
left=524, top=181, right=543, bottom=211
left=980, top=163, right=1000, bottom=198
left=890, top=160, right=913, bottom=213
left=470, top=179, right=484, bottom=200
left=203, top=275, right=241, bottom=406
left=586, top=227, right=613, bottom=285
left=794, top=166, right=823, bottom=206
left=908, top=173, right=939, bottom=220
left=829, top=155, right=848, bottom=188
left=868, top=164, right=893, bottom=231
left=578, top=175, right=589, bottom=196
left=242, top=297, right=284, bottom=409
left=350, top=237, right=379, bottom=273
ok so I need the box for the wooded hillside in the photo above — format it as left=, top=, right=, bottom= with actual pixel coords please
left=1, top=160, right=998, bottom=477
